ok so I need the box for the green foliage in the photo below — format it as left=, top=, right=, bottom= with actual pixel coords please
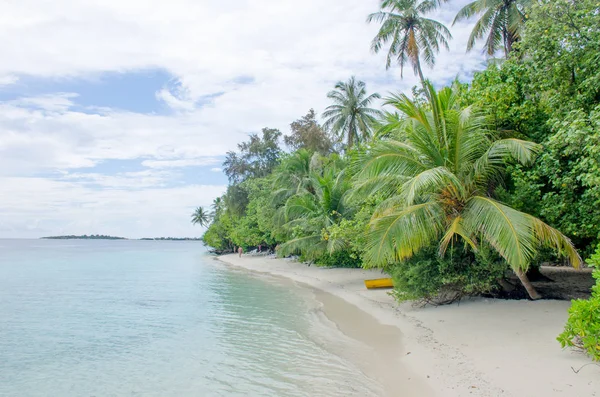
left=223, top=127, right=283, bottom=184
left=462, top=0, right=600, bottom=256
left=323, top=195, right=380, bottom=261
left=521, top=0, right=600, bottom=112
left=354, top=82, right=581, bottom=285
left=202, top=211, right=235, bottom=252
left=284, top=109, right=335, bottom=155
left=314, top=250, right=363, bottom=268
left=465, top=62, right=551, bottom=142
left=390, top=245, right=509, bottom=305
left=277, top=156, right=354, bottom=260
left=558, top=246, right=600, bottom=361
left=533, top=108, right=600, bottom=253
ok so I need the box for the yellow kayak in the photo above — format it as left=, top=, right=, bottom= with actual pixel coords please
left=364, top=278, right=394, bottom=289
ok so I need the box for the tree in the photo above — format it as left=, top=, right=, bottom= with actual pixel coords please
left=322, top=76, right=381, bottom=149
left=354, top=81, right=581, bottom=299
left=520, top=0, right=600, bottom=112
left=453, top=0, right=530, bottom=57
left=223, top=127, right=283, bottom=183
left=367, top=0, right=452, bottom=84
left=210, top=197, right=224, bottom=219
left=493, top=0, right=600, bottom=255
left=191, top=206, right=210, bottom=228
left=277, top=155, right=353, bottom=260
left=272, top=149, right=315, bottom=205
left=284, top=109, right=335, bottom=155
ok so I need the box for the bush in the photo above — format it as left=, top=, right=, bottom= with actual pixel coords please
left=390, top=245, right=509, bottom=306
left=558, top=245, right=600, bottom=361
left=314, top=250, right=362, bottom=268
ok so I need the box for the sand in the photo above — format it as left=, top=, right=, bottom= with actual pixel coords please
left=218, top=254, right=599, bottom=397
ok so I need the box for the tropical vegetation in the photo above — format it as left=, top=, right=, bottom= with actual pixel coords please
left=197, top=0, right=600, bottom=360
left=558, top=244, right=600, bottom=361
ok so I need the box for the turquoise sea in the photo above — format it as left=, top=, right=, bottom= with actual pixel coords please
left=0, top=240, right=382, bottom=396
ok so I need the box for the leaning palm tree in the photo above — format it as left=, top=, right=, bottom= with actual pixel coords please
left=453, top=0, right=530, bottom=57
left=367, top=0, right=452, bottom=85
left=322, top=77, right=381, bottom=150
left=353, top=81, right=581, bottom=299
left=190, top=206, right=210, bottom=228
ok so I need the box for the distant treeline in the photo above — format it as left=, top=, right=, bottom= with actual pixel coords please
left=41, top=235, right=126, bottom=240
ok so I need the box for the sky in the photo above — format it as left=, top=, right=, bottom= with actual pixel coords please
left=0, top=0, right=487, bottom=239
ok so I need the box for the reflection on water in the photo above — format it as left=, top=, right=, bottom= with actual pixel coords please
left=0, top=240, right=381, bottom=396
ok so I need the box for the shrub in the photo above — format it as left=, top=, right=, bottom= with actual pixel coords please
left=558, top=245, right=600, bottom=361
left=314, top=250, right=362, bottom=268
left=390, top=245, right=509, bottom=306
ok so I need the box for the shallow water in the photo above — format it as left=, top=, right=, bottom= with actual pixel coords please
left=0, top=240, right=382, bottom=396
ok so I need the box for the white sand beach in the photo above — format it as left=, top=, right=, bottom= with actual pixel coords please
left=218, top=254, right=599, bottom=397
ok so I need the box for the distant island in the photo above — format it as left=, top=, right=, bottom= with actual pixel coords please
left=41, top=235, right=202, bottom=241
left=140, top=237, right=202, bottom=241
left=41, top=235, right=127, bottom=240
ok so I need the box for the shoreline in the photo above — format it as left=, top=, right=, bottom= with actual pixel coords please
left=217, top=253, right=599, bottom=397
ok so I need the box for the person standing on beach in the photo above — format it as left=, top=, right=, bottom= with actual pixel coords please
left=238, top=246, right=243, bottom=257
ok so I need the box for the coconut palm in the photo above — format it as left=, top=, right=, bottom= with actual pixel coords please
left=453, top=0, right=530, bottom=57
left=353, top=81, right=581, bottom=299
left=191, top=206, right=210, bottom=228
left=277, top=161, right=352, bottom=260
left=272, top=149, right=315, bottom=204
left=322, top=77, right=381, bottom=150
left=367, top=0, right=452, bottom=84
left=210, top=197, right=223, bottom=219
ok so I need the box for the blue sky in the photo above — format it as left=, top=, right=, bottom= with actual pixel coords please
left=0, top=0, right=485, bottom=238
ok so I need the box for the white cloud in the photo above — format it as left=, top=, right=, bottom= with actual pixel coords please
left=142, top=158, right=221, bottom=169
left=0, top=0, right=487, bottom=237
left=0, top=75, right=18, bottom=86
left=0, top=176, right=226, bottom=238
left=9, top=92, right=79, bottom=112
left=61, top=170, right=173, bottom=188
left=210, top=168, right=222, bottom=173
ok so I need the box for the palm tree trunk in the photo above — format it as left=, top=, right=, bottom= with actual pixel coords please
left=515, top=269, right=541, bottom=300
left=505, top=30, right=514, bottom=58
left=347, top=120, right=355, bottom=149
left=347, top=129, right=353, bottom=149
left=415, top=56, right=426, bottom=87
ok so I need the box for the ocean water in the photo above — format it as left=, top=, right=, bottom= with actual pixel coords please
left=0, top=240, right=382, bottom=397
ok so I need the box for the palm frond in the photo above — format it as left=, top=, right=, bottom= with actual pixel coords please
left=400, top=166, right=466, bottom=205
left=462, top=196, right=537, bottom=270
left=364, top=201, right=445, bottom=267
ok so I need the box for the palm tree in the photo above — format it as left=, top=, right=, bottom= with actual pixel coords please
left=191, top=206, right=210, bottom=228
left=322, top=77, right=381, bottom=150
left=210, top=197, right=223, bottom=219
left=367, top=0, right=452, bottom=84
left=453, top=0, right=530, bottom=57
left=272, top=149, right=314, bottom=204
left=353, top=81, right=581, bottom=299
left=277, top=160, right=353, bottom=260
